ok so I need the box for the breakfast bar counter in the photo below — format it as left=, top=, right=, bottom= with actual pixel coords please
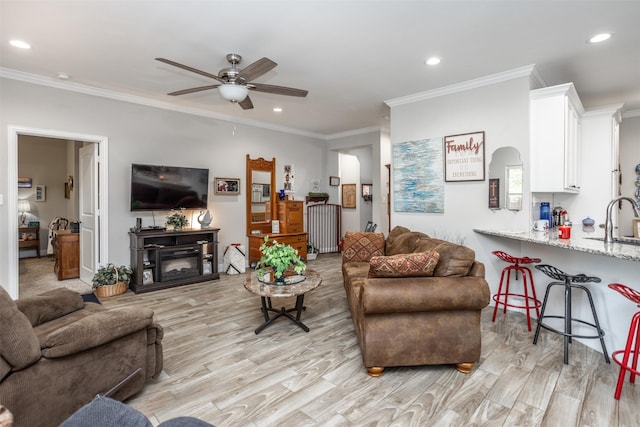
left=473, top=228, right=640, bottom=262
left=473, top=226, right=640, bottom=358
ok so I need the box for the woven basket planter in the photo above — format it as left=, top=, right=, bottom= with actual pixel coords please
left=94, top=281, right=128, bottom=298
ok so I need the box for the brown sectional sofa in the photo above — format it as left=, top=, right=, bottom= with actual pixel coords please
left=342, top=226, right=490, bottom=377
left=0, top=287, right=163, bottom=427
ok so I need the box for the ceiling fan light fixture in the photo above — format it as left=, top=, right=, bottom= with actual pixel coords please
left=219, top=83, right=249, bottom=103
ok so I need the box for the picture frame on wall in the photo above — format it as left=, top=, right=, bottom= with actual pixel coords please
left=35, top=185, right=46, bottom=202
left=214, top=177, right=240, bottom=195
left=342, top=183, right=356, bottom=209
left=488, top=178, right=500, bottom=209
left=444, top=131, right=485, bottom=182
left=329, top=176, right=340, bottom=186
left=18, top=177, right=32, bottom=188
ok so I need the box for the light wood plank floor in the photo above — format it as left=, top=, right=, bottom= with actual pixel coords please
left=91, top=254, right=636, bottom=425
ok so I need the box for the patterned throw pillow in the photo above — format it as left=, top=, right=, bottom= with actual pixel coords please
left=342, top=232, right=385, bottom=263
left=368, top=251, right=440, bottom=278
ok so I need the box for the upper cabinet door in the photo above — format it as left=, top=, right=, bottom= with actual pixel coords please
left=530, top=83, right=584, bottom=193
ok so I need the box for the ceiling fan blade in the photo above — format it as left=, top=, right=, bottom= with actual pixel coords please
left=155, top=58, right=225, bottom=83
left=167, top=85, right=220, bottom=96
left=239, top=96, right=254, bottom=110
left=250, top=83, right=308, bottom=97
left=237, top=57, right=277, bottom=82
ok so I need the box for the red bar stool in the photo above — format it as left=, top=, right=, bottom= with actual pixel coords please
left=491, top=250, right=542, bottom=331
left=608, top=283, right=640, bottom=400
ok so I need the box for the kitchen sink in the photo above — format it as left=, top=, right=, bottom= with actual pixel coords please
left=586, top=237, right=640, bottom=247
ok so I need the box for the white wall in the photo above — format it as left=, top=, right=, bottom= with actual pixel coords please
left=339, top=153, right=360, bottom=234
left=389, top=76, right=532, bottom=289
left=1, top=78, right=326, bottom=291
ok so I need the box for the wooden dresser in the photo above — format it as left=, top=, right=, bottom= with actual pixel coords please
left=277, top=200, right=304, bottom=233
left=247, top=232, right=307, bottom=266
left=54, top=231, right=80, bottom=280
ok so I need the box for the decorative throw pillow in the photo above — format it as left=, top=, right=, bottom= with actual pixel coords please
left=368, top=251, right=440, bottom=278
left=342, top=232, right=385, bottom=263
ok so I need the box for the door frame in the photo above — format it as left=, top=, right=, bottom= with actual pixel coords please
left=7, top=125, right=109, bottom=298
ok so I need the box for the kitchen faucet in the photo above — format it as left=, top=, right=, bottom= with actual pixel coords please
left=604, top=196, right=640, bottom=244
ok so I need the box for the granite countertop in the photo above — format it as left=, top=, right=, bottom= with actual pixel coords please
left=473, top=227, right=640, bottom=262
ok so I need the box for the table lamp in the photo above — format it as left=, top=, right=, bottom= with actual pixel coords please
left=18, top=199, right=31, bottom=226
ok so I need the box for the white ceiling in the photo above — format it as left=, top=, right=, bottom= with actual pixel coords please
left=2, top=1, right=639, bottom=138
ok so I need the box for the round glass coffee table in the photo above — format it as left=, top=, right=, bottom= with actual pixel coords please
left=244, top=269, right=322, bottom=334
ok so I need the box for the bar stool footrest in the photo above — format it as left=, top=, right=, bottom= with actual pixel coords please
left=612, top=350, right=640, bottom=375
left=538, top=315, right=606, bottom=340
left=493, top=293, right=541, bottom=311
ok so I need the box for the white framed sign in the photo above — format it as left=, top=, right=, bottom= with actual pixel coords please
left=444, top=131, right=485, bottom=182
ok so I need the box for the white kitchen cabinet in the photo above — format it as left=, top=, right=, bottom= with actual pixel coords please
left=530, top=83, right=584, bottom=193
left=570, top=104, right=623, bottom=225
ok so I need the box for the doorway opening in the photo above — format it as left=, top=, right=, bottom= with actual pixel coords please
left=7, top=126, right=109, bottom=298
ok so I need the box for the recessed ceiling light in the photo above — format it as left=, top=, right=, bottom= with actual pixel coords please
left=10, top=40, right=31, bottom=49
left=273, top=107, right=283, bottom=113
left=425, top=57, right=441, bottom=66
left=588, top=33, right=612, bottom=43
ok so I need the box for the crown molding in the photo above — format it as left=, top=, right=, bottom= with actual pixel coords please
left=623, top=109, right=640, bottom=118
left=0, top=67, right=326, bottom=140
left=325, top=126, right=381, bottom=141
left=385, top=64, right=540, bottom=107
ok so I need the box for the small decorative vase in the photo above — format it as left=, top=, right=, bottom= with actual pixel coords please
left=279, top=189, right=286, bottom=200
left=198, top=210, right=212, bottom=228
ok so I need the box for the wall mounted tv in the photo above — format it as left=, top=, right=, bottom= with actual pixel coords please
left=130, top=163, right=209, bottom=211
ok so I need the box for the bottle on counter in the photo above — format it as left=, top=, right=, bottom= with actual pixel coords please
left=540, top=202, right=552, bottom=228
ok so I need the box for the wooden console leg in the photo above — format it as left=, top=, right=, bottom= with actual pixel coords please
left=367, top=367, right=384, bottom=377
left=456, top=362, right=474, bottom=374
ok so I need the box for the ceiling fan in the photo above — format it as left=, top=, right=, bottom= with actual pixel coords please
left=155, top=53, right=308, bottom=110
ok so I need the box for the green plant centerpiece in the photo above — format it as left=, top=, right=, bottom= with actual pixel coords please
left=257, top=236, right=306, bottom=284
left=166, top=209, right=188, bottom=231
left=92, top=264, right=133, bottom=288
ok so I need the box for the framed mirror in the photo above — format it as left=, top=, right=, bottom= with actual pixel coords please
left=246, top=155, right=277, bottom=235
left=488, top=147, right=523, bottom=211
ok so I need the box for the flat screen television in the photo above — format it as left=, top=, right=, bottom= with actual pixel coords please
left=130, top=163, right=209, bottom=211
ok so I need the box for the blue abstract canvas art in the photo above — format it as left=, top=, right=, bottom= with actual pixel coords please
left=393, top=138, right=444, bottom=213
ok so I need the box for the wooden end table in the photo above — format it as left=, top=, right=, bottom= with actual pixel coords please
left=244, top=269, right=322, bottom=334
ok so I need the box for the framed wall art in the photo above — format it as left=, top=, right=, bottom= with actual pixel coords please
left=214, top=177, right=240, bottom=195
left=329, top=176, right=340, bottom=186
left=362, top=184, right=372, bottom=202
left=342, top=184, right=356, bottom=209
left=18, top=177, right=32, bottom=188
left=444, top=131, right=485, bottom=182
left=393, top=138, right=444, bottom=213
left=488, top=178, right=500, bottom=209
left=35, top=185, right=46, bottom=202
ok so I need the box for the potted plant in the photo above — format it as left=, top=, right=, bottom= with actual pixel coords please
left=92, top=263, right=133, bottom=297
left=166, top=209, right=188, bottom=231
left=307, top=242, right=319, bottom=260
left=257, top=236, right=306, bottom=284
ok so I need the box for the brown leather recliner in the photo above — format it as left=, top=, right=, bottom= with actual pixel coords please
left=0, top=286, right=163, bottom=427
left=342, top=226, right=490, bottom=377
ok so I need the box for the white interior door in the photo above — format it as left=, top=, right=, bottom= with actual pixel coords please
left=79, top=143, right=99, bottom=283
